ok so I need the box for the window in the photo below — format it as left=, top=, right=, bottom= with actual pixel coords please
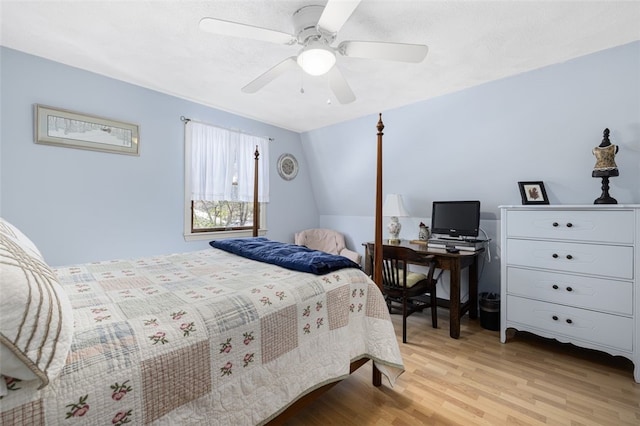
left=192, top=200, right=255, bottom=231
left=184, top=121, right=269, bottom=240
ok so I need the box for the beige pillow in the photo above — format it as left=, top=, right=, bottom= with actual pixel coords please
left=0, top=218, right=73, bottom=389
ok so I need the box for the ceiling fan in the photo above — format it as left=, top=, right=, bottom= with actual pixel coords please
left=199, top=0, right=428, bottom=104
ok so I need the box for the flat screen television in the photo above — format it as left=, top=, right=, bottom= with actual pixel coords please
left=430, top=200, right=481, bottom=239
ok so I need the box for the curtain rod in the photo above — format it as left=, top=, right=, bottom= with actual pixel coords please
left=180, top=116, right=274, bottom=142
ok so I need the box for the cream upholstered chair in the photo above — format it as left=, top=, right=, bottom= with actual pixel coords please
left=294, top=228, right=362, bottom=264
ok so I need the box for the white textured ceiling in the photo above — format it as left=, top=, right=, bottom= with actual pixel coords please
left=1, top=0, right=639, bottom=132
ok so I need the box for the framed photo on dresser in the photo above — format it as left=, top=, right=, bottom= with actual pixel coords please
left=518, top=181, right=549, bottom=205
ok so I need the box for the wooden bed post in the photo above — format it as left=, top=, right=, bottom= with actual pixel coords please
left=374, top=114, right=384, bottom=291
left=253, top=146, right=259, bottom=237
left=372, top=114, right=384, bottom=387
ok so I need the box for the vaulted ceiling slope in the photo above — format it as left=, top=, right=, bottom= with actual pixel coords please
left=1, top=1, right=639, bottom=133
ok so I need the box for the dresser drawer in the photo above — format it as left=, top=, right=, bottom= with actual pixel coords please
left=506, top=295, right=633, bottom=352
left=506, top=267, right=633, bottom=315
left=506, top=210, right=634, bottom=243
left=506, top=239, right=633, bottom=279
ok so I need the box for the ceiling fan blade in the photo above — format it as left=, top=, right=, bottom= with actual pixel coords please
left=338, top=41, right=429, bottom=63
left=328, top=67, right=356, bottom=104
left=317, top=0, right=362, bottom=34
left=199, top=17, right=296, bottom=45
left=242, top=57, right=298, bottom=93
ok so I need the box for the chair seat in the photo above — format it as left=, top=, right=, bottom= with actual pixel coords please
left=400, top=270, right=427, bottom=288
left=384, top=271, right=432, bottom=299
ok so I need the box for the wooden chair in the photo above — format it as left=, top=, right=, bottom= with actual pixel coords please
left=367, top=243, right=438, bottom=343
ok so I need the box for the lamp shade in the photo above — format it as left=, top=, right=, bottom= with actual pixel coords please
left=297, top=41, right=336, bottom=76
left=383, top=194, right=409, bottom=217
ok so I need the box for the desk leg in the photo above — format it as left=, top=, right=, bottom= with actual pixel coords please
left=469, top=257, right=479, bottom=319
left=363, top=246, right=372, bottom=276
left=449, top=262, right=461, bottom=339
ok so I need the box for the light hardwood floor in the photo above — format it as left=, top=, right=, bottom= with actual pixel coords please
left=283, top=310, right=640, bottom=425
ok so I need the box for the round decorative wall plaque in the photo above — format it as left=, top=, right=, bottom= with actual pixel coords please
left=277, top=153, right=298, bottom=181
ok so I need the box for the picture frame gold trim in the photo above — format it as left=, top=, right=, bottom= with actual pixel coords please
left=34, top=104, right=139, bottom=155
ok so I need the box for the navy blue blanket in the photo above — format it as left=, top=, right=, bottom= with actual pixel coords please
left=209, top=237, right=360, bottom=275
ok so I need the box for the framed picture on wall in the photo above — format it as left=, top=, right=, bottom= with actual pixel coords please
left=518, top=181, right=549, bottom=205
left=277, top=153, right=298, bottom=181
left=34, top=104, right=139, bottom=155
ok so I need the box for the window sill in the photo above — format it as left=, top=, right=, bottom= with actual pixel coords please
left=184, top=229, right=267, bottom=242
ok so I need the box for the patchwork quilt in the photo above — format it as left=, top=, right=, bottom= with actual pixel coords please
left=0, top=248, right=404, bottom=425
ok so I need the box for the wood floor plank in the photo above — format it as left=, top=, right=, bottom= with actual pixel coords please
left=283, top=310, right=640, bottom=425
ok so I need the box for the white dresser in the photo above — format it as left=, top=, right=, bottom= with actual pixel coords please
left=500, top=205, right=640, bottom=382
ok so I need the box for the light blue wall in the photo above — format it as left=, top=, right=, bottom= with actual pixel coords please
left=2, top=42, right=639, bottom=293
left=0, top=47, right=319, bottom=266
left=301, top=41, right=640, bottom=294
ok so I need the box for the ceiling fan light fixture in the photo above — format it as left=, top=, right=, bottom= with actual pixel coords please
left=296, top=41, right=336, bottom=76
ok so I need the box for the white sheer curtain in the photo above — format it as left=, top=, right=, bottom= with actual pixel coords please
left=187, top=121, right=269, bottom=202
left=235, top=133, right=269, bottom=202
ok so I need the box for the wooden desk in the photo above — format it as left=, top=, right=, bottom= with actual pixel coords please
left=363, top=241, right=483, bottom=339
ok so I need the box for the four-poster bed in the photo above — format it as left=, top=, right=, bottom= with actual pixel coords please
left=0, top=115, right=395, bottom=425
left=263, top=114, right=387, bottom=423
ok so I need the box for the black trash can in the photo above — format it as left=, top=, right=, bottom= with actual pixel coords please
left=479, top=292, right=500, bottom=331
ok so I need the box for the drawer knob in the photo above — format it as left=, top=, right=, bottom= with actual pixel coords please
left=566, top=222, right=573, bottom=228
left=552, top=315, right=558, bottom=321
left=566, top=286, right=573, bottom=292
left=566, top=318, right=573, bottom=324
left=552, top=284, right=559, bottom=290
left=566, top=254, right=573, bottom=260
left=552, top=253, right=559, bottom=258
left=552, top=222, right=559, bottom=227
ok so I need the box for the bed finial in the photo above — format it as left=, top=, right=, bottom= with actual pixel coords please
left=377, top=113, right=384, bottom=134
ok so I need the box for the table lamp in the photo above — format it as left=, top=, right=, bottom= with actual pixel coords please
left=383, top=194, right=409, bottom=244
